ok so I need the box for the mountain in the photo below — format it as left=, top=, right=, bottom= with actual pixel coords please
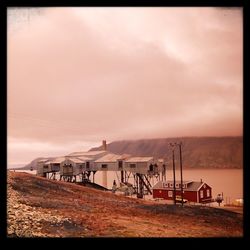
left=20, top=136, right=242, bottom=170
left=18, top=157, right=55, bottom=170
left=8, top=163, right=26, bottom=169
left=90, top=136, right=243, bottom=169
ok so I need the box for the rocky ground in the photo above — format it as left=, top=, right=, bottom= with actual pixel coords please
left=7, top=171, right=243, bottom=237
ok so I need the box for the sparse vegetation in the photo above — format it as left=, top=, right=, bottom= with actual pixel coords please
left=7, top=171, right=243, bottom=237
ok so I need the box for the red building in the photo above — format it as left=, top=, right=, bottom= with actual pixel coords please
left=152, top=180, right=212, bottom=203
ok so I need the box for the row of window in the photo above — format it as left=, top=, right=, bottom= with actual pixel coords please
left=61, top=163, right=143, bottom=169
left=200, top=189, right=210, bottom=198
left=163, top=183, right=186, bottom=188
left=167, top=189, right=210, bottom=198
left=101, top=163, right=136, bottom=168
left=61, top=163, right=137, bottom=169
left=63, top=163, right=90, bottom=169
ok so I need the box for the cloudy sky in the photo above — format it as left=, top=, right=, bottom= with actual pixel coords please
left=7, top=7, right=243, bottom=165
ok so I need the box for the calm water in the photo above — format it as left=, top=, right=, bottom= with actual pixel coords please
left=12, top=168, right=243, bottom=202
left=166, top=169, right=243, bottom=203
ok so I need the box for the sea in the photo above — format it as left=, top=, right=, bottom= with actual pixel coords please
left=10, top=168, right=243, bottom=203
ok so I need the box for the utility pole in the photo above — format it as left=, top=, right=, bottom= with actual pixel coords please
left=178, top=142, right=184, bottom=206
left=170, top=143, right=176, bottom=205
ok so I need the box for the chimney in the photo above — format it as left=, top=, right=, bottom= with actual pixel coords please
left=200, top=178, right=203, bottom=183
left=102, top=140, right=107, bottom=151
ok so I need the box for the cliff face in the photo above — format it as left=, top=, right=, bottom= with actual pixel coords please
left=90, top=136, right=243, bottom=169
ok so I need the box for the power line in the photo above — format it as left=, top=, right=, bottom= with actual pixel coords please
left=8, top=113, right=89, bottom=134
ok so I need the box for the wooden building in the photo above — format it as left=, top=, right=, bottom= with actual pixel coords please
left=124, top=157, right=161, bottom=175
left=37, top=159, right=51, bottom=177
left=50, top=157, right=65, bottom=172
left=94, top=153, right=130, bottom=171
left=74, top=156, right=93, bottom=172
left=66, top=150, right=108, bottom=171
left=152, top=180, right=212, bottom=203
left=61, top=157, right=84, bottom=176
left=36, top=157, right=65, bottom=179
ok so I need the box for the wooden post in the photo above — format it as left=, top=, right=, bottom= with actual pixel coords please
left=102, top=171, right=107, bottom=188
left=170, top=143, right=176, bottom=205
left=121, top=171, right=124, bottom=183
left=179, top=142, right=184, bottom=206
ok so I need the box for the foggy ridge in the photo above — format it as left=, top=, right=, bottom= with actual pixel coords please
left=20, top=136, right=242, bottom=170
left=91, top=136, right=242, bottom=169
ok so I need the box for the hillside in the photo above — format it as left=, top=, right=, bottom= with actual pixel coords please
left=17, top=157, right=55, bottom=170
left=7, top=171, right=242, bottom=237
left=20, top=136, right=242, bottom=170
left=91, top=136, right=243, bottom=169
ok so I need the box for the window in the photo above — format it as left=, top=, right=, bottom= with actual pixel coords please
left=149, top=164, right=153, bottom=171
left=86, top=162, right=90, bottom=169
left=207, top=189, right=210, bottom=197
left=163, top=183, right=168, bottom=188
left=118, top=161, right=123, bottom=169
left=170, top=183, right=173, bottom=188
left=101, top=164, right=108, bottom=169
left=175, top=183, right=179, bottom=188
left=168, top=191, right=173, bottom=197
left=129, top=164, right=136, bottom=168
left=200, top=190, right=204, bottom=198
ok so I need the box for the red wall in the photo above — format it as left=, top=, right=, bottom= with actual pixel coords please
left=153, top=189, right=168, bottom=199
left=153, top=189, right=198, bottom=202
left=182, top=191, right=197, bottom=202
left=198, top=185, right=212, bottom=203
left=153, top=183, right=212, bottom=203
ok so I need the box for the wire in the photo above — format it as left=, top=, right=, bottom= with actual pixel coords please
left=8, top=112, right=89, bottom=134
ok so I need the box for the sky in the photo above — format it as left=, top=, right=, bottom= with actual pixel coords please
left=7, top=7, right=243, bottom=165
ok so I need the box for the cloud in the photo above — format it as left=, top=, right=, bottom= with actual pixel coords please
left=7, top=7, right=243, bottom=163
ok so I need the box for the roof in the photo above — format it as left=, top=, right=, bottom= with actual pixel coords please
left=95, top=153, right=124, bottom=163
left=38, top=158, right=51, bottom=163
left=66, top=157, right=84, bottom=164
left=120, top=154, right=131, bottom=159
left=187, top=182, right=204, bottom=191
left=165, top=180, right=193, bottom=185
left=152, top=181, right=163, bottom=189
left=50, top=157, right=66, bottom=164
left=67, top=150, right=107, bottom=157
left=74, top=156, right=93, bottom=161
left=153, top=181, right=207, bottom=192
left=125, top=157, right=153, bottom=163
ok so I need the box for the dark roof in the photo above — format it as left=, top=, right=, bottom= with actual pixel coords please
left=186, top=182, right=203, bottom=191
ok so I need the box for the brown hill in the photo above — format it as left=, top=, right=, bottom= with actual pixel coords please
left=20, top=136, right=242, bottom=170
left=18, top=157, right=55, bottom=171
left=90, top=136, right=243, bottom=168
left=7, top=171, right=242, bottom=237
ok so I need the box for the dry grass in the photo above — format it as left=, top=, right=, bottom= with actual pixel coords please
left=7, top=171, right=243, bottom=237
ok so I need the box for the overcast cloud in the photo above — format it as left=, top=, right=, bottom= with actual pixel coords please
left=7, top=7, right=242, bottom=164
